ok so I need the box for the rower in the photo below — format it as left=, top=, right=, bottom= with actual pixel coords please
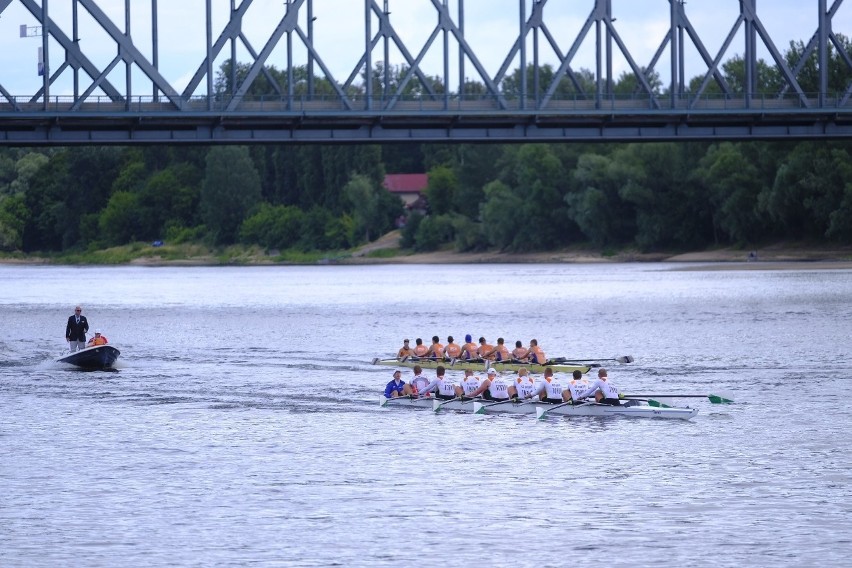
left=407, top=365, right=429, bottom=396
left=459, top=369, right=482, bottom=398
left=460, top=334, right=478, bottom=360
left=444, top=336, right=463, bottom=360
left=483, top=337, right=510, bottom=362
left=477, top=337, right=495, bottom=361
left=576, top=368, right=621, bottom=406
left=424, top=335, right=445, bottom=360
left=416, top=365, right=461, bottom=400
left=562, top=370, right=590, bottom=405
left=383, top=369, right=406, bottom=399
left=397, top=338, right=414, bottom=361
left=413, top=338, right=429, bottom=358
left=539, top=367, right=565, bottom=404
left=466, top=368, right=515, bottom=401
left=513, top=367, right=539, bottom=400
left=526, top=339, right=546, bottom=365
left=511, top=340, right=528, bottom=362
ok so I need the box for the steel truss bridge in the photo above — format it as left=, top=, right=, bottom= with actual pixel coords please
left=0, top=0, right=851, bottom=145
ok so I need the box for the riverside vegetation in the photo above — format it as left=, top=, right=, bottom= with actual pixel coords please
left=1, top=37, right=852, bottom=263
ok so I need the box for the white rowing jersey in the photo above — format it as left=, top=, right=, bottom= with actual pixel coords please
left=565, top=379, right=590, bottom=401
left=578, top=378, right=619, bottom=400
left=437, top=377, right=457, bottom=397
left=515, top=376, right=538, bottom=399
left=410, top=374, right=430, bottom=394
left=487, top=377, right=511, bottom=400
left=460, top=375, right=482, bottom=396
left=542, top=376, right=564, bottom=400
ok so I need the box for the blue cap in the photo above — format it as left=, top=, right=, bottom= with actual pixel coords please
left=465, top=334, right=472, bottom=343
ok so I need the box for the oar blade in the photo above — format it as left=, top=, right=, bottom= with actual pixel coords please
left=380, top=397, right=390, bottom=407
left=615, top=355, right=634, bottom=364
left=432, top=399, right=442, bottom=412
left=647, top=398, right=672, bottom=408
left=473, top=402, right=486, bottom=415
left=535, top=406, right=548, bottom=420
left=708, top=394, right=734, bottom=404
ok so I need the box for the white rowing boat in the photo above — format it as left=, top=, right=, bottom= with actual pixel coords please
left=379, top=396, right=698, bottom=420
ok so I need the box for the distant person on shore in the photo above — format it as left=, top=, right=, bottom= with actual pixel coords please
left=86, top=330, right=108, bottom=347
left=65, top=305, right=89, bottom=352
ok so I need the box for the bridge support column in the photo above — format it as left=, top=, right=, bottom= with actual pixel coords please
left=819, top=0, right=829, bottom=108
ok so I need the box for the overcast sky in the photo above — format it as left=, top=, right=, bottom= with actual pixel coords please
left=0, top=0, right=849, bottom=99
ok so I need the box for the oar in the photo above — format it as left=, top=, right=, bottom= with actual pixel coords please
left=554, top=355, right=634, bottom=364
left=472, top=398, right=519, bottom=414
left=622, top=394, right=734, bottom=404
left=432, top=396, right=466, bottom=412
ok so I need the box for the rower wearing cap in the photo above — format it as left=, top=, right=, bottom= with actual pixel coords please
left=575, top=368, right=621, bottom=406
left=444, top=336, right=463, bottom=360
left=383, top=369, right=407, bottom=399
left=397, top=338, right=414, bottom=361
left=416, top=366, right=461, bottom=400
left=465, top=367, right=515, bottom=401
left=563, top=370, right=591, bottom=405
left=460, top=334, right=478, bottom=360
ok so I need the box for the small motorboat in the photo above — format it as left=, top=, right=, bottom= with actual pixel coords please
left=56, top=344, right=121, bottom=370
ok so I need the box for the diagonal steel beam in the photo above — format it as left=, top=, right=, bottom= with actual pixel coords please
left=18, top=0, right=122, bottom=100
left=76, top=0, right=184, bottom=108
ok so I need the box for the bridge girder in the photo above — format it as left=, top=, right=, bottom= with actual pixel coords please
left=0, top=0, right=850, bottom=144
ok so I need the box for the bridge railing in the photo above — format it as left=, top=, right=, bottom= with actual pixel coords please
left=1, top=92, right=849, bottom=115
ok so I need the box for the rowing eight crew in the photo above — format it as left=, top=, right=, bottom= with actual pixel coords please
left=396, top=336, right=547, bottom=364
left=384, top=365, right=621, bottom=405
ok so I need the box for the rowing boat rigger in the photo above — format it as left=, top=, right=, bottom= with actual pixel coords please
left=379, top=396, right=698, bottom=420
left=373, top=358, right=592, bottom=374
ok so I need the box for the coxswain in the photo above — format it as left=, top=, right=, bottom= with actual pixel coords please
left=383, top=369, right=406, bottom=398
left=477, top=337, right=495, bottom=361
left=576, top=368, right=621, bottom=406
left=444, top=336, right=463, bottom=360
left=86, top=330, right=108, bottom=347
left=539, top=367, right=565, bottom=404
left=424, top=336, right=445, bottom=360
left=416, top=365, right=461, bottom=400
left=397, top=338, right=414, bottom=361
left=562, top=370, right=590, bottom=404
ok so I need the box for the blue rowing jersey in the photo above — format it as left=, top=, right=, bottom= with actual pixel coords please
left=384, top=379, right=406, bottom=398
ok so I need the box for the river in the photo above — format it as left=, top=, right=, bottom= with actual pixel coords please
left=1, top=263, right=850, bottom=567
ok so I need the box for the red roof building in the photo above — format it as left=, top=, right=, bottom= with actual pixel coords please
left=383, top=173, right=428, bottom=207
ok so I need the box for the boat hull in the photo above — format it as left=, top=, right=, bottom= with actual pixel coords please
left=380, top=396, right=698, bottom=420
left=373, top=358, right=591, bottom=374
left=56, top=345, right=121, bottom=370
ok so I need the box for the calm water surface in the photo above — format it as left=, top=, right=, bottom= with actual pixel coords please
left=1, top=264, right=851, bottom=567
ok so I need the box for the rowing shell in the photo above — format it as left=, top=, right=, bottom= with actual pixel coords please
left=379, top=396, right=698, bottom=420
left=373, top=358, right=591, bottom=374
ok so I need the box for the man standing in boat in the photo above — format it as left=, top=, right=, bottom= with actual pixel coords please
left=65, top=305, right=89, bottom=352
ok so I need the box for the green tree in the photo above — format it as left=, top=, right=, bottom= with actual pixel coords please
left=0, top=194, right=29, bottom=251
left=201, top=146, right=262, bottom=244
left=424, top=166, right=457, bottom=216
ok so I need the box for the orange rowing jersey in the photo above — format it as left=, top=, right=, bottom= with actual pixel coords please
left=478, top=342, right=495, bottom=360
left=445, top=342, right=462, bottom=358
left=494, top=345, right=510, bottom=361
left=429, top=342, right=445, bottom=358
left=512, top=347, right=527, bottom=360
left=529, top=346, right=546, bottom=364
left=87, top=335, right=108, bottom=347
left=414, top=345, right=429, bottom=357
left=397, top=346, right=413, bottom=359
left=462, top=342, right=478, bottom=359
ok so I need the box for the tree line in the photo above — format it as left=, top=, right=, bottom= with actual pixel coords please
left=1, top=37, right=850, bottom=254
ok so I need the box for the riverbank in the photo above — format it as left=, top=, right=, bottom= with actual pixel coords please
left=2, top=234, right=851, bottom=269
